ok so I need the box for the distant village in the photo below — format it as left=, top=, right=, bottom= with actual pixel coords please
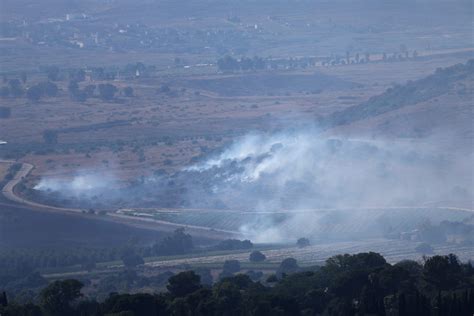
left=1, top=12, right=420, bottom=73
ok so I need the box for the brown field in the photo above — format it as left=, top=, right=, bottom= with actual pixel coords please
left=1, top=0, right=472, bottom=250
left=0, top=2, right=472, bottom=284
left=1, top=0, right=472, bottom=188
left=0, top=163, right=10, bottom=180
left=1, top=51, right=471, bottom=185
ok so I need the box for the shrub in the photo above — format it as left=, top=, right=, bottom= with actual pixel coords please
left=98, top=83, right=118, bottom=101
left=42, top=130, right=58, bottom=144
left=222, top=260, right=241, bottom=274
left=153, top=228, right=194, bottom=256
left=296, top=237, right=310, bottom=248
left=123, top=86, right=134, bottom=97
left=249, top=251, right=266, bottom=262
left=277, top=258, right=299, bottom=277
left=0, top=107, right=11, bottom=119
left=121, top=252, right=144, bottom=268
left=214, top=239, right=253, bottom=251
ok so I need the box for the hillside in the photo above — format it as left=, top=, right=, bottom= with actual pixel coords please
left=326, top=60, right=474, bottom=141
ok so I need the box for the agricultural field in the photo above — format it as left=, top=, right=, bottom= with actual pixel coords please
left=1, top=3, right=474, bottom=314
left=0, top=52, right=469, bottom=183
left=144, top=239, right=474, bottom=269
left=0, top=0, right=473, bottom=285
left=117, top=207, right=473, bottom=239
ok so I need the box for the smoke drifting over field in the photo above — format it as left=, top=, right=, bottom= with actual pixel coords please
left=186, top=129, right=471, bottom=207
left=34, top=172, right=117, bottom=198
left=182, top=129, right=472, bottom=241
left=34, top=128, right=473, bottom=242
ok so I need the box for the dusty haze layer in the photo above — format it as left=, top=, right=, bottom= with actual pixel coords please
left=33, top=126, right=473, bottom=241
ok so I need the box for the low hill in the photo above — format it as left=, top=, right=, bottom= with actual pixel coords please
left=326, top=60, right=474, bottom=141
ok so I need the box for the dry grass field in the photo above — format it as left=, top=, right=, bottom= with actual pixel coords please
left=1, top=0, right=472, bottom=188
left=1, top=51, right=470, bottom=184
left=1, top=0, right=472, bottom=274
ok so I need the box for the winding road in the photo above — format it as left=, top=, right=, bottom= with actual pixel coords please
left=2, top=160, right=472, bottom=276
left=0, top=160, right=240, bottom=240
left=1, top=160, right=472, bottom=240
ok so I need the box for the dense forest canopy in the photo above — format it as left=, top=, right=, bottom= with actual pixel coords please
left=1, top=252, right=473, bottom=315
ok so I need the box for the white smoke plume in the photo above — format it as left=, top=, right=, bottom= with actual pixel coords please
left=188, top=129, right=471, bottom=208
left=185, top=128, right=472, bottom=241
left=32, top=128, right=473, bottom=243
left=34, top=172, right=117, bottom=198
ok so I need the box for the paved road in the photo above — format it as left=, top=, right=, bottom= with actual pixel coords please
left=1, top=161, right=82, bottom=212
left=1, top=160, right=471, bottom=239
left=0, top=160, right=239, bottom=240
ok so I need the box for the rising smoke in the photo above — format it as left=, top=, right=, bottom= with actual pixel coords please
left=34, top=128, right=473, bottom=242
left=34, top=171, right=118, bottom=198
left=184, top=129, right=471, bottom=209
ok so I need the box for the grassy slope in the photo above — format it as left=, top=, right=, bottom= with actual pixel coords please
left=326, top=60, right=474, bottom=128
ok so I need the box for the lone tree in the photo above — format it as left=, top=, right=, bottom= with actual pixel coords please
left=0, top=107, right=11, bottom=119
left=365, top=52, right=370, bottom=63
left=194, top=268, right=213, bottom=286
left=296, top=237, right=310, bottom=248
left=8, top=79, right=23, bottom=97
left=68, top=81, right=89, bottom=102
left=68, top=80, right=79, bottom=94
left=214, top=239, right=253, bottom=251
left=0, top=291, right=7, bottom=307
left=20, top=72, right=27, bottom=84
left=277, top=258, right=299, bottom=277
left=122, top=252, right=145, bottom=268
left=68, top=69, right=86, bottom=82
left=98, top=83, right=118, bottom=101
left=45, top=66, right=60, bottom=81
left=249, top=250, right=266, bottom=262
left=26, top=85, right=43, bottom=102
left=43, top=130, right=58, bottom=144
left=217, top=56, right=239, bottom=73
left=0, top=86, right=9, bottom=98
left=219, top=259, right=241, bottom=280
left=167, top=271, right=201, bottom=298
left=121, top=252, right=144, bottom=268
left=26, top=82, right=58, bottom=102
left=153, top=228, right=194, bottom=256
left=81, top=260, right=96, bottom=272
left=123, top=86, right=134, bottom=97
left=223, top=260, right=241, bottom=274
left=40, top=279, right=83, bottom=316
left=41, top=81, right=58, bottom=97
left=423, top=254, right=461, bottom=290
left=158, top=84, right=171, bottom=94
left=84, top=84, right=96, bottom=97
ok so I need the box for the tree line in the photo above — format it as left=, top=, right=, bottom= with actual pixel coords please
left=0, top=229, right=258, bottom=287
left=0, top=64, right=139, bottom=104
left=217, top=49, right=421, bottom=73
left=1, top=252, right=473, bottom=315
left=0, top=229, right=198, bottom=277
left=217, top=56, right=266, bottom=73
